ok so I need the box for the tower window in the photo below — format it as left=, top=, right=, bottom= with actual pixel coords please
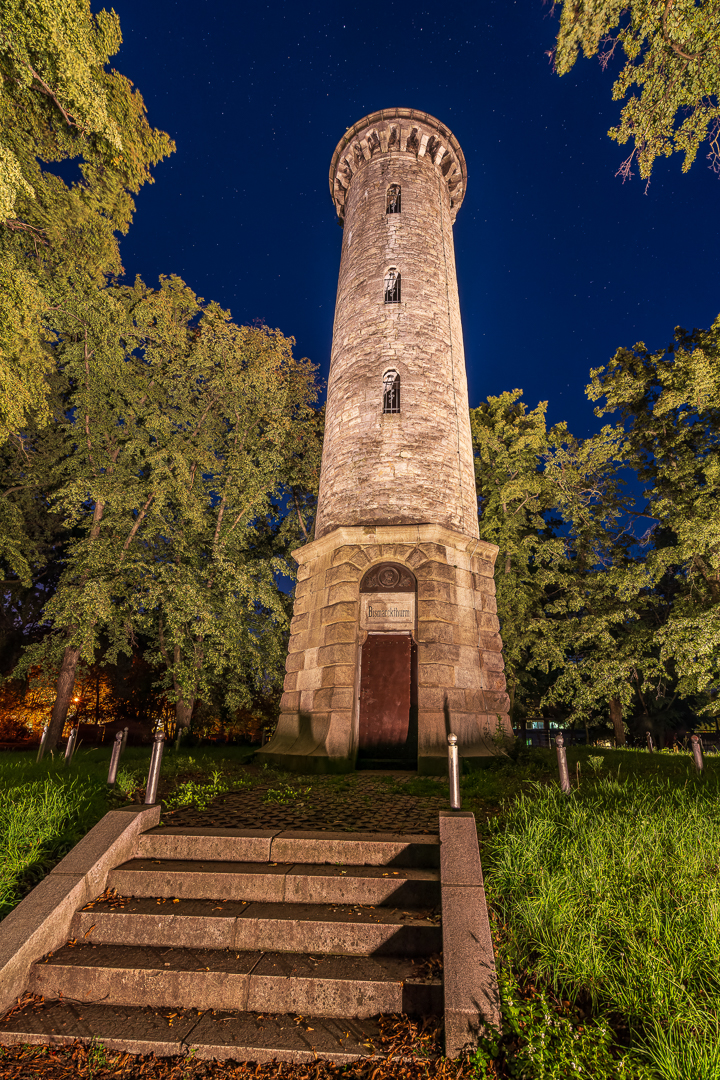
left=386, top=185, right=401, bottom=213
left=384, top=268, right=401, bottom=304
left=383, top=370, right=400, bottom=414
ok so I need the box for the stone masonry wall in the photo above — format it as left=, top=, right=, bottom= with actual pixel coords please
left=258, top=525, right=511, bottom=774
left=315, top=111, right=478, bottom=541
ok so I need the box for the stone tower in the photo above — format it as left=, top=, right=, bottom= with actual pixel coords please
left=258, top=107, right=510, bottom=774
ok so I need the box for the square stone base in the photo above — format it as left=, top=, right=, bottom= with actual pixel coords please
left=257, top=524, right=510, bottom=774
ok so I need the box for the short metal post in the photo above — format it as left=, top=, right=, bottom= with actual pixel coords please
left=64, top=726, right=79, bottom=763
left=646, top=732, right=654, bottom=753
left=36, top=724, right=48, bottom=763
left=144, top=730, right=165, bottom=804
left=692, top=734, right=704, bottom=773
left=107, top=730, right=124, bottom=787
left=119, top=726, right=129, bottom=757
left=447, top=733, right=461, bottom=810
left=556, top=732, right=571, bottom=793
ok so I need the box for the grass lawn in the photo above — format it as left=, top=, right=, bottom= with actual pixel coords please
left=1, top=741, right=719, bottom=1077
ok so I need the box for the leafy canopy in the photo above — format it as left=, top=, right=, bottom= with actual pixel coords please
left=0, top=0, right=174, bottom=439
left=551, top=0, right=720, bottom=179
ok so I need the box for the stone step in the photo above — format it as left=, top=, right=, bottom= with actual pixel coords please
left=138, top=828, right=440, bottom=868
left=108, top=859, right=440, bottom=907
left=71, top=897, right=442, bottom=956
left=0, top=1000, right=396, bottom=1063
left=30, top=944, right=443, bottom=1018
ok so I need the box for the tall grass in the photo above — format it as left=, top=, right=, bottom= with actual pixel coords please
left=485, top=768, right=720, bottom=1078
left=0, top=762, right=110, bottom=917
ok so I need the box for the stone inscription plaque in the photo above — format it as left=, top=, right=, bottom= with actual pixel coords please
left=360, top=592, right=415, bottom=632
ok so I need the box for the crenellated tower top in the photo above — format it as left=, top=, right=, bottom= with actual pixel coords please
left=329, top=107, right=467, bottom=224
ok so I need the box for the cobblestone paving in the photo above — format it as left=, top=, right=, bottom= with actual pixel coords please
left=164, top=772, right=448, bottom=834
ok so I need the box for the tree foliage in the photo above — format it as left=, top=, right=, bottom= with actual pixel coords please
left=5, top=278, right=320, bottom=749
left=473, top=313, right=720, bottom=740
left=551, top=0, right=720, bottom=180
left=0, top=0, right=174, bottom=439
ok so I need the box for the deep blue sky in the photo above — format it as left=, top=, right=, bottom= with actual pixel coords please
left=114, top=0, right=719, bottom=438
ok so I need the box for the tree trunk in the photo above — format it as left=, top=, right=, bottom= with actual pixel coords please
left=46, top=646, right=81, bottom=752
left=175, top=696, right=194, bottom=730
left=610, top=696, right=625, bottom=746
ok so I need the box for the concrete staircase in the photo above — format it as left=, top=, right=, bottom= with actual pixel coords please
left=0, top=827, right=447, bottom=1063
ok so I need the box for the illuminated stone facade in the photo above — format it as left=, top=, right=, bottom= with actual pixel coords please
left=258, top=109, right=510, bottom=774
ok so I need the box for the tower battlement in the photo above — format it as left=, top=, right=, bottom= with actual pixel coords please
left=329, top=108, right=467, bottom=223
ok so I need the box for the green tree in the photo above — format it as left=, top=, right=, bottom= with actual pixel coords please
left=10, top=278, right=320, bottom=750
left=587, top=314, right=720, bottom=723
left=471, top=391, right=558, bottom=731
left=0, top=0, right=173, bottom=439
left=551, top=0, right=720, bottom=180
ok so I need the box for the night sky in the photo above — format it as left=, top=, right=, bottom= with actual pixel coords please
left=114, top=0, right=720, bottom=438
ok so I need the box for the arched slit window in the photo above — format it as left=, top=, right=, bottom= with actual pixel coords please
left=384, top=268, right=401, bottom=304
left=383, top=369, right=400, bottom=414
left=386, top=184, right=401, bottom=213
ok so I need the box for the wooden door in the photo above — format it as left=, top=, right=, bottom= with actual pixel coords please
left=358, top=634, right=411, bottom=753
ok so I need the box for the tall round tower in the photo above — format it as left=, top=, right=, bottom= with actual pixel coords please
left=317, top=110, right=476, bottom=540
left=259, top=108, right=510, bottom=774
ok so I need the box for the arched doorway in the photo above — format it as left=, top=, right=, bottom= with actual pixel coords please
left=357, top=562, right=418, bottom=768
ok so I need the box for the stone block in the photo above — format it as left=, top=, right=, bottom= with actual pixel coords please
left=320, top=601, right=358, bottom=626
left=455, top=625, right=479, bottom=647
left=419, top=542, right=448, bottom=562
left=441, top=884, right=501, bottom=1053
left=290, top=613, right=309, bottom=634
left=312, top=686, right=354, bottom=711
left=284, top=672, right=298, bottom=692
left=463, top=689, right=487, bottom=712
left=479, top=632, right=503, bottom=652
left=418, top=663, right=455, bottom=687
left=406, top=546, right=428, bottom=568
left=322, top=621, right=358, bottom=645
left=439, top=811, right=483, bottom=886
left=481, top=651, right=505, bottom=672
left=327, top=581, right=360, bottom=605
left=417, top=622, right=455, bottom=645
left=420, top=642, right=461, bottom=664
left=294, top=578, right=313, bottom=600
left=418, top=579, right=456, bottom=604
left=417, top=599, right=457, bottom=623
left=418, top=686, right=445, bottom=709
left=476, top=612, right=500, bottom=632
left=291, top=593, right=311, bottom=616
left=439, top=812, right=501, bottom=1056
left=285, top=652, right=305, bottom=674
left=415, top=560, right=456, bottom=583
left=317, top=642, right=355, bottom=666
left=280, top=691, right=301, bottom=710
left=295, top=668, right=323, bottom=692
left=321, top=665, right=355, bottom=687
left=324, top=563, right=362, bottom=587
left=331, top=545, right=362, bottom=566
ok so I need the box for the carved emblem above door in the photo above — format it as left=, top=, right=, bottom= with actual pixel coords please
left=360, top=562, right=416, bottom=593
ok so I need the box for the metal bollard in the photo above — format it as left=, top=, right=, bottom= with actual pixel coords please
left=107, top=730, right=124, bottom=787
left=691, top=734, right=704, bottom=773
left=144, top=730, right=165, bottom=804
left=120, top=726, right=129, bottom=757
left=447, top=733, right=461, bottom=810
left=36, top=724, right=48, bottom=763
left=646, top=732, right=654, bottom=753
left=556, top=733, right=571, bottom=793
left=64, top=726, right=79, bottom=763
